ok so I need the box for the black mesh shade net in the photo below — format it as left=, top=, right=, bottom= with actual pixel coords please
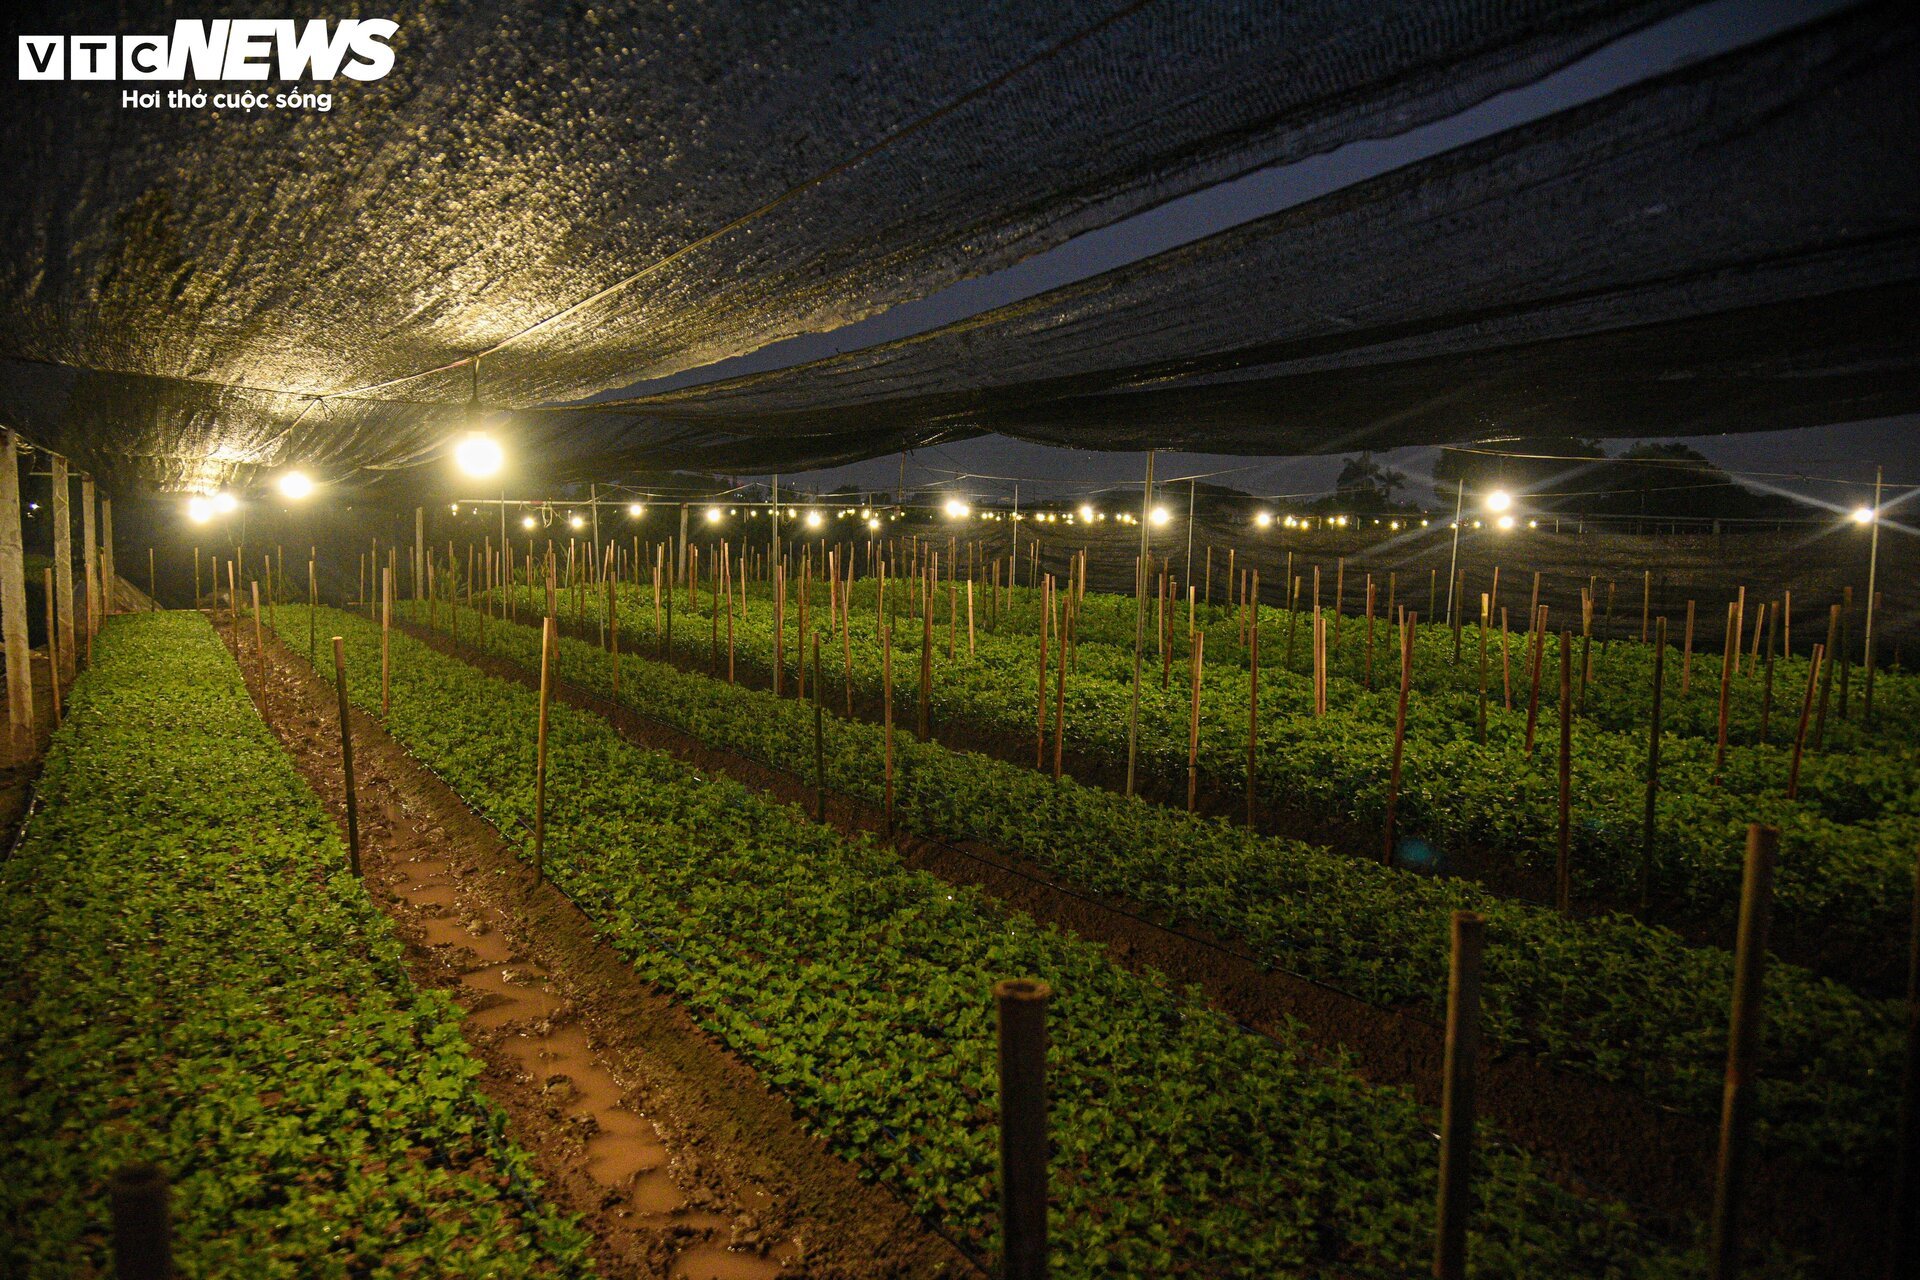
left=0, top=0, right=1910, bottom=493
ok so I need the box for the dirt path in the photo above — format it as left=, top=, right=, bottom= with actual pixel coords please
left=232, top=619, right=974, bottom=1280
left=395, top=615, right=1881, bottom=1272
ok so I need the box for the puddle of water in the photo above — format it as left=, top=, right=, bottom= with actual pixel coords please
left=464, top=966, right=566, bottom=1028
left=669, top=1242, right=787, bottom=1280
left=587, top=1111, right=669, bottom=1185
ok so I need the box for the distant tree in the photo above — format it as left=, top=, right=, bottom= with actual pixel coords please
left=1323, top=451, right=1414, bottom=514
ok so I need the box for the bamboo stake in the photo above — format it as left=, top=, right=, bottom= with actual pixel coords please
left=1433, top=910, right=1485, bottom=1280
left=1247, top=572, right=1260, bottom=829
left=1476, top=595, right=1490, bottom=745
left=1708, top=824, right=1778, bottom=1280
left=1642, top=617, right=1667, bottom=907
left=1382, top=610, right=1416, bottom=863
left=1556, top=628, right=1573, bottom=914
left=532, top=616, right=554, bottom=883
left=1682, top=600, right=1696, bottom=695
left=1523, top=607, right=1547, bottom=756
left=920, top=564, right=934, bottom=742
left=1814, top=603, right=1840, bottom=748
left=1714, top=602, right=1737, bottom=775
left=882, top=624, right=895, bottom=837
left=1787, top=645, right=1824, bottom=799
left=380, top=567, right=392, bottom=718
left=814, top=634, right=827, bottom=823
left=1052, top=588, right=1067, bottom=782
left=1758, top=602, right=1777, bottom=745
left=1500, top=608, right=1512, bottom=711
left=331, top=636, right=360, bottom=876
left=1035, top=574, right=1050, bottom=766
left=252, top=581, right=267, bottom=725
left=1187, top=632, right=1204, bottom=813
left=42, top=568, right=60, bottom=728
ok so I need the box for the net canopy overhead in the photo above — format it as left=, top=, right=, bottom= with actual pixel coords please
left=604, top=1, right=1920, bottom=456
left=0, top=0, right=1910, bottom=493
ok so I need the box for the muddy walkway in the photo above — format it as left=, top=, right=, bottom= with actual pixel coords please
left=229, top=617, right=974, bottom=1280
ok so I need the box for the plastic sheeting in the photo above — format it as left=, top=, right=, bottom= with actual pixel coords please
left=602, top=1, right=1920, bottom=455
left=0, top=0, right=1701, bottom=490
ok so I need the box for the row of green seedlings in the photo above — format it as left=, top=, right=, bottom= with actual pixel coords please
left=217, top=562, right=1916, bottom=1277
left=440, top=540, right=1894, bottom=939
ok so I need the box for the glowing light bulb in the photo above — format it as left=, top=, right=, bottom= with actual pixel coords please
left=1150, top=506, right=1170, bottom=526
left=522, top=515, right=537, bottom=530
left=453, top=433, right=504, bottom=478
left=1852, top=505, right=1875, bottom=525
left=1485, top=489, right=1514, bottom=514
left=1496, top=514, right=1516, bottom=531
left=806, top=510, right=823, bottom=528
left=628, top=503, right=644, bottom=517
left=569, top=514, right=584, bottom=530
left=187, top=496, right=214, bottom=524
left=1254, top=511, right=1272, bottom=529
left=944, top=499, right=969, bottom=519
left=705, top=507, right=723, bottom=524
left=866, top=517, right=880, bottom=530
left=212, top=492, right=238, bottom=514
left=277, top=470, right=314, bottom=500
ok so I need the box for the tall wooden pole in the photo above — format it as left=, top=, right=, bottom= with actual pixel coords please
left=534, top=617, right=554, bottom=882
left=42, top=568, right=60, bottom=728
left=0, top=432, right=33, bottom=735
left=1708, top=824, right=1778, bottom=1280
left=50, top=455, right=75, bottom=679
left=81, top=474, right=99, bottom=665
left=1642, top=617, right=1666, bottom=907
left=1556, top=629, right=1573, bottom=915
left=331, top=637, right=361, bottom=876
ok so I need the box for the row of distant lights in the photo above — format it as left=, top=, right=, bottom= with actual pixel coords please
left=193, top=460, right=1884, bottom=533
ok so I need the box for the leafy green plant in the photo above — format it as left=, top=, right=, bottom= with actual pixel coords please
left=282, top=604, right=1797, bottom=1277
left=0, top=613, right=597, bottom=1279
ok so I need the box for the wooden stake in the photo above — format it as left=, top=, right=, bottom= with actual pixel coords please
left=1433, top=910, right=1485, bottom=1280
left=43, top=568, right=60, bottom=728
left=1052, top=589, right=1067, bottom=782
left=1714, top=602, right=1737, bottom=776
left=1814, top=604, right=1840, bottom=749
left=534, top=617, right=554, bottom=883
left=995, top=977, right=1052, bottom=1280
left=1682, top=600, right=1696, bottom=695
left=1787, top=645, right=1824, bottom=800
left=1642, top=617, right=1667, bottom=907
left=1247, top=571, right=1260, bottom=829
left=1556, top=628, right=1572, bottom=914
left=1187, top=632, right=1204, bottom=813
left=813, top=634, right=827, bottom=823
left=1523, top=606, right=1547, bottom=756
left=381, top=567, right=392, bottom=719
left=1708, top=824, right=1778, bottom=1280
left=882, top=624, right=895, bottom=837
left=1382, top=612, right=1415, bottom=864
left=252, top=581, right=267, bottom=725
left=331, top=636, right=360, bottom=876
